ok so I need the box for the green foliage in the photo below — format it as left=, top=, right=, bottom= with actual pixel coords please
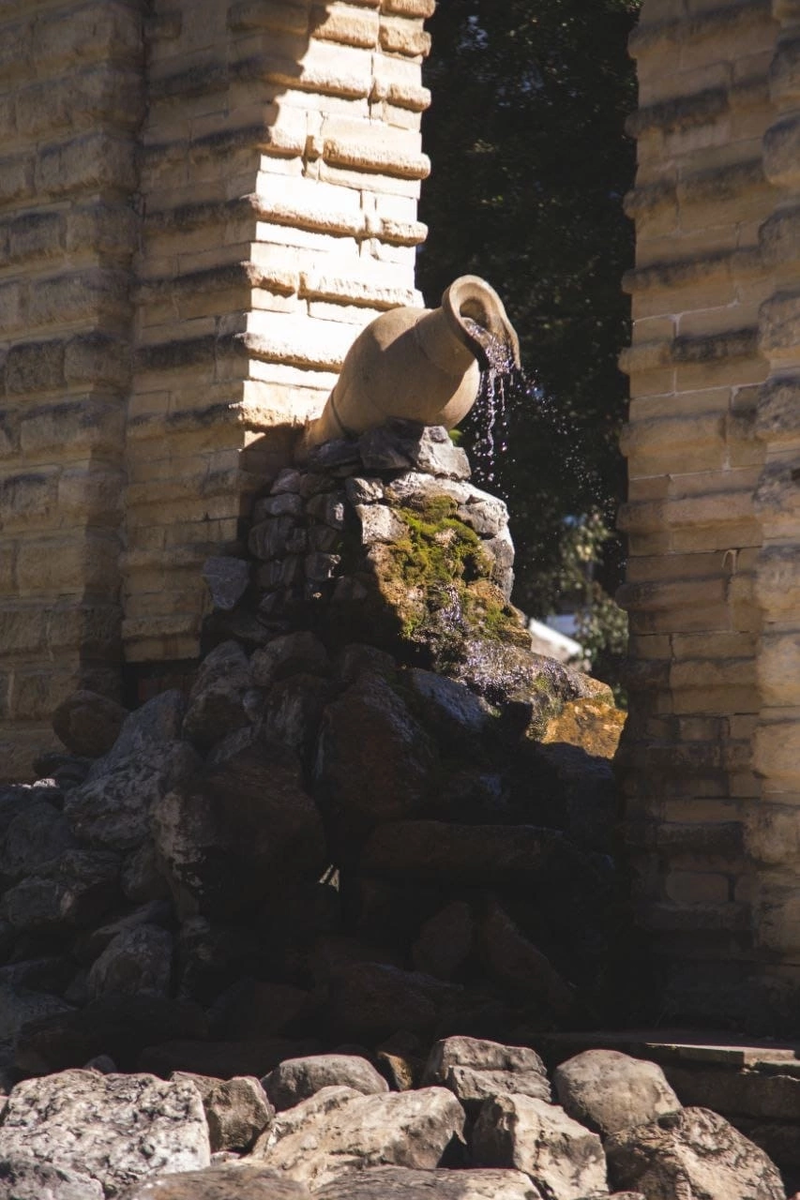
left=419, top=0, right=642, bottom=689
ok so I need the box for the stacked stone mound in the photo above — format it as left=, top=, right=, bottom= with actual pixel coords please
left=0, top=421, right=635, bottom=1084
left=0, top=1041, right=787, bottom=1198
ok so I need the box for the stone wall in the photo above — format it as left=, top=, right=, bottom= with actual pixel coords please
left=622, top=0, right=800, bottom=1025
left=0, top=0, right=432, bottom=778
left=0, top=1, right=145, bottom=779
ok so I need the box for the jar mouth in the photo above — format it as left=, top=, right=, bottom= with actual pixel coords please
left=442, top=276, right=521, bottom=368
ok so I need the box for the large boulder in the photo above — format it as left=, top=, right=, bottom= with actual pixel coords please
left=64, top=743, right=200, bottom=853
left=118, top=1164, right=311, bottom=1199
left=170, top=1073, right=273, bottom=1153
left=152, top=732, right=327, bottom=919
left=553, top=1049, right=681, bottom=1139
left=52, top=690, right=128, bottom=759
left=262, top=1055, right=389, bottom=1112
left=250, top=1085, right=465, bottom=1190
left=1, top=850, right=121, bottom=935
left=315, top=1166, right=540, bottom=1199
left=315, top=670, right=436, bottom=836
left=87, top=925, right=174, bottom=999
left=86, top=692, right=187, bottom=782
left=0, top=1157, right=104, bottom=1199
left=472, top=1093, right=608, bottom=1200
left=423, top=1036, right=551, bottom=1113
left=0, top=1070, right=210, bottom=1197
left=181, top=640, right=256, bottom=749
left=605, top=1107, right=786, bottom=1200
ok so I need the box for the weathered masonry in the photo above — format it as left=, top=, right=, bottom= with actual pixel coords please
left=0, top=0, right=431, bottom=778
left=621, top=0, right=800, bottom=1027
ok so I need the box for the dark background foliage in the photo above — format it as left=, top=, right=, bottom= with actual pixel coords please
left=418, top=0, right=642, bottom=688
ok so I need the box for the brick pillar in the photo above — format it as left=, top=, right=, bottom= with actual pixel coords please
left=0, top=1, right=145, bottom=778
left=621, top=0, right=778, bottom=1024
left=124, top=0, right=432, bottom=665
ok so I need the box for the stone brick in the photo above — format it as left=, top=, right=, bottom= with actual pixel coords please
left=3, top=211, right=63, bottom=265
left=36, top=133, right=137, bottom=198
left=0, top=154, right=34, bottom=206
left=33, top=3, right=142, bottom=70
left=16, top=534, right=120, bottom=597
left=5, top=340, right=65, bottom=395
left=379, top=16, right=431, bottom=57
left=19, top=398, right=124, bottom=458
left=311, top=5, right=379, bottom=47
left=28, top=269, right=130, bottom=331
left=65, top=333, right=130, bottom=390
left=9, top=667, right=83, bottom=723
left=16, top=66, right=144, bottom=140
left=665, top=870, right=730, bottom=906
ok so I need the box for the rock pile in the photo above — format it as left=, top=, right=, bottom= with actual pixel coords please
left=0, top=421, right=633, bottom=1083
left=0, top=1039, right=787, bottom=1198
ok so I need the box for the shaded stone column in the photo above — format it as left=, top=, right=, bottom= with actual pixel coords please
left=747, top=0, right=800, bottom=997
left=621, top=0, right=778, bottom=1024
left=0, top=0, right=146, bottom=778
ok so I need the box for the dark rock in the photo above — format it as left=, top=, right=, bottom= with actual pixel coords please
left=121, top=842, right=171, bottom=904
left=250, top=632, right=330, bottom=689
left=305, top=492, right=346, bottom=528
left=182, top=641, right=255, bottom=748
left=32, top=751, right=92, bottom=791
left=262, top=1055, right=389, bottom=1111
left=554, top=1049, right=681, bottom=1139
left=52, top=689, right=128, bottom=759
left=254, top=493, right=304, bottom=519
left=332, top=644, right=396, bottom=688
left=65, top=742, right=200, bottom=852
left=0, top=798, right=77, bottom=884
left=171, top=1072, right=273, bottom=1152
left=315, top=671, right=436, bottom=836
left=328, top=963, right=456, bottom=1042
left=202, top=556, right=251, bottom=611
left=1, top=850, right=121, bottom=934
left=15, top=994, right=207, bottom=1075
left=138, top=1038, right=320, bottom=1081
left=249, top=516, right=297, bottom=562
left=305, top=439, right=361, bottom=471
left=215, top=980, right=314, bottom=1040
left=412, top=902, right=474, bottom=981
left=359, top=421, right=470, bottom=481
left=360, top=821, right=587, bottom=887
left=258, top=673, right=330, bottom=760
left=605, top=1106, right=785, bottom=1200
left=477, top=899, right=579, bottom=1015
left=404, top=668, right=495, bottom=745
left=87, top=925, right=174, bottom=999
left=152, top=734, right=326, bottom=919
left=85, top=691, right=187, bottom=783
left=271, top=467, right=304, bottom=495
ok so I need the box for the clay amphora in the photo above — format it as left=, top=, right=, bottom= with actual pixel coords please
left=300, top=275, right=520, bottom=452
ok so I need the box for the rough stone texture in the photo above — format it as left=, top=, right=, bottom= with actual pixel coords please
left=250, top=1085, right=465, bottom=1190
left=605, top=1107, right=785, bottom=1200
left=52, top=691, right=129, bottom=759
left=0, top=1070, right=210, bottom=1197
left=423, top=1037, right=551, bottom=1113
left=262, top=1055, right=389, bottom=1111
left=553, top=1049, right=681, bottom=1138
left=472, top=1093, right=608, bottom=1200
left=117, top=1164, right=311, bottom=1199
left=170, top=1073, right=273, bottom=1153
left=622, top=0, right=800, bottom=1025
left=0, top=1158, right=104, bottom=1200
left=315, top=1166, right=540, bottom=1199
left=1, top=0, right=431, bottom=778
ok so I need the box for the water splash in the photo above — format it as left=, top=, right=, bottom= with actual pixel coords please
left=462, top=317, right=607, bottom=519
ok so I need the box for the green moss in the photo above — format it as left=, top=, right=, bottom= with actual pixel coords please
left=374, top=493, right=523, bottom=654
